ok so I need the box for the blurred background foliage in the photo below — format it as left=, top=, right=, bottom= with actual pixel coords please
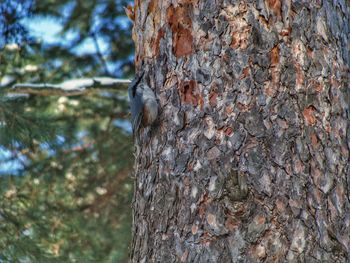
left=0, top=0, right=134, bottom=262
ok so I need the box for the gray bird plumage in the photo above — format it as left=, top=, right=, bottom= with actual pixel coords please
left=128, top=73, right=158, bottom=134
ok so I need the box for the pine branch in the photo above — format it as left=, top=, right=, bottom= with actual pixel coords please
left=4, top=77, right=131, bottom=96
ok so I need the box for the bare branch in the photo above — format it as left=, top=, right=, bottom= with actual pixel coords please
left=4, top=77, right=131, bottom=96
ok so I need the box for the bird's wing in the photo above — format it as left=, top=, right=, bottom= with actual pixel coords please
left=132, top=107, right=143, bottom=134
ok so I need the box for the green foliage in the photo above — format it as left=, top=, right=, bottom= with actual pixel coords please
left=0, top=97, right=58, bottom=148
left=0, top=107, right=133, bottom=261
left=0, top=0, right=135, bottom=262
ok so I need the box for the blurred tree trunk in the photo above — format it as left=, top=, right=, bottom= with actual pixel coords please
left=130, top=0, right=350, bottom=262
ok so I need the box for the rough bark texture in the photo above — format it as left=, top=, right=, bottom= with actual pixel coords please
left=131, top=1, right=350, bottom=262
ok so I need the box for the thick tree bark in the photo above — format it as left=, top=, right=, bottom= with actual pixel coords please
left=130, top=0, right=350, bottom=262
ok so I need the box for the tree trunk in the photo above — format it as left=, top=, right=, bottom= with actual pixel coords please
left=130, top=0, right=350, bottom=262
